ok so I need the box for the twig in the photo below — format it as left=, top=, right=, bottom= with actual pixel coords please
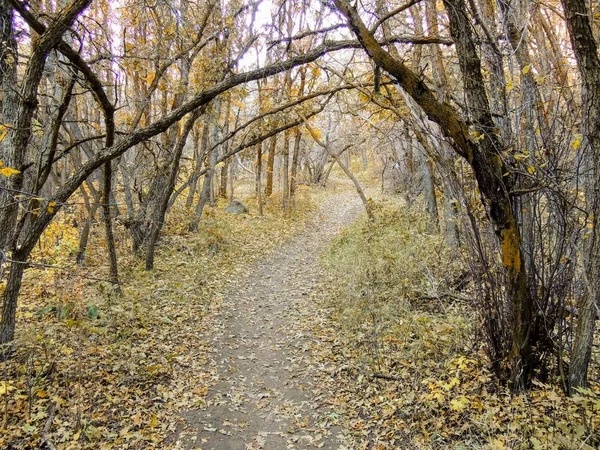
left=40, top=401, right=57, bottom=449
left=373, top=372, right=402, bottom=381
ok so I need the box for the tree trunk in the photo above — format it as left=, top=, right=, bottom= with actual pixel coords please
left=190, top=101, right=221, bottom=231
left=186, top=124, right=208, bottom=208
left=256, top=143, right=264, bottom=216
left=0, top=250, right=27, bottom=345
left=146, top=110, right=201, bottom=270
left=265, top=135, right=276, bottom=197
left=0, top=1, right=18, bottom=260
left=422, top=155, right=439, bottom=231
left=220, top=158, right=229, bottom=199
left=102, top=162, right=120, bottom=292
left=561, top=0, right=600, bottom=391
left=282, top=131, right=290, bottom=211
left=290, top=128, right=302, bottom=207
left=335, top=153, right=374, bottom=222
left=76, top=184, right=100, bottom=265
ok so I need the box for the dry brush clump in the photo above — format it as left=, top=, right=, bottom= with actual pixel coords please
left=319, top=201, right=599, bottom=449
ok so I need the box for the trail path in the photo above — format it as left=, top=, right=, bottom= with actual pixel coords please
left=171, top=190, right=362, bottom=450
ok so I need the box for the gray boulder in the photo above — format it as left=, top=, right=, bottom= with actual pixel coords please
left=225, top=199, right=249, bottom=214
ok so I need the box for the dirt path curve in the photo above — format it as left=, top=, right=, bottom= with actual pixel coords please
left=171, top=190, right=362, bottom=450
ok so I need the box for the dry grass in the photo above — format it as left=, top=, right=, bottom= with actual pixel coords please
left=319, top=200, right=600, bottom=450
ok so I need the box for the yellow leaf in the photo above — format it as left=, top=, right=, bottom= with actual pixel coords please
left=0, top=124, right=9, bottom=142
left=143, top=71, right=156, bottom=85
left=149, top=414, right=159, bottom=428
left=572, top=133, right=583, bottom=150
left=37, top=389, right=48, bottom=398
left=506, top=80, right=514, bottom=92
left=521, top=64, right=531, bottom=75
left=47, top=201, right=56, bottom=214
left=309, top=126, right=323, bottom=140
left=527, top=165, right=536, bottom=174
left=0, top=381, right=15, bottom=395
left=491, top=438, right=507, bottom=449
left=534, top=74, right=546, bottom=84
left=0, top=166, right=20, bottom=177
left=450, top=395, right=469, bottom=412
left=514, top=152, right=529, bottom=161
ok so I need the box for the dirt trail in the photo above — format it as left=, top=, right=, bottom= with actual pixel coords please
left=171, top=190, right=362, bottom=450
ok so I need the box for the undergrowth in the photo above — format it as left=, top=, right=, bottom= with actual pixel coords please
left=320, top=200, right=599, bottom=450
left=0, top=187, right=315, bottom=449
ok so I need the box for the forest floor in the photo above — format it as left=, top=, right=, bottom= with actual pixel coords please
left=170, top=189, right=362, bottom=450
left=3, top=178, right=598, bottom=450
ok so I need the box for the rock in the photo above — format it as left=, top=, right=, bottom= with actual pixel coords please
left=225, top=199, right=249, bottom=214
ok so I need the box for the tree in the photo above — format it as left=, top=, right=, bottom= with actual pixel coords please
left=333, top=0, right=535, bottom=389
left=561, top=0, right=600, bottom=390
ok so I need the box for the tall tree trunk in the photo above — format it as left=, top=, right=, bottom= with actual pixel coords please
left=282, top=131, right=290, bottom=212
left=190, top=101, right=221, bottom=231
left=146, top=110, right=201, bottom=270
left=102, top=162, right=120, bottom=292
left=220, top=158, right=229, bottom=199
left=473, top=0, right=513, bottom=142
left=76, top=184, right=100, bottom=265
left=190, top=149, right=214, bottom=232
left=228, top=156, right=236, bottom=201
left=265, top=135, right=276, bottom=198
left=422, top=155, right=439, bottom=231
left=290, top=128, right=302, bottom=207
left=561, top=0, right=600, bottom=390
left=256, top=143, right=263, bottom=216
left=186, top=124, right=207, bottom=209
left=0, top=2, right=18, bottom=261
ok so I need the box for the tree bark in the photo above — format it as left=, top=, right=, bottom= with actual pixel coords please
left=186, top=124, right=208, bottom=209
left=102, top=162, right=120, bottom=292
left=0, top=0, right=93, bottom=345
left=561, top=0, right=600, bottom=391
left=265, top=135, right=276, bottom=198
left=282, top=131, right=290, bottom=212
left=146, top=109, right=201, bottom=270
left=290, top=128, right=302, bottom=206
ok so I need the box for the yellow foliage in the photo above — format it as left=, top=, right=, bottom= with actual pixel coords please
left=0, top=123, right=9, bottom=141
left=307, top=125, right=323, bottom=141
left=572, top=133, right=583, bottom=150
left=0, top=161, right=20, bottom=177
